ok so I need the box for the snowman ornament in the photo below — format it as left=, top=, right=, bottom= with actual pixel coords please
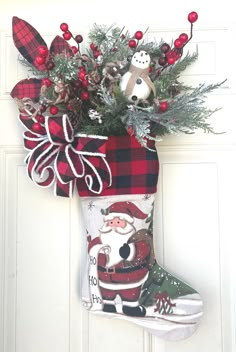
left=120, top=50, right=156, bottom=103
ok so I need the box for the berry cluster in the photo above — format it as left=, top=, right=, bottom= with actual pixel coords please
left=158, top=11, right=198, bottom=68
left=128, top=30, right=144, bottom=49
left=29, top=11, right=198, bottom=132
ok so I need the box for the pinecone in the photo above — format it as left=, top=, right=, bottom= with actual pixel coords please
left=68, top=111, right=81, bottom=131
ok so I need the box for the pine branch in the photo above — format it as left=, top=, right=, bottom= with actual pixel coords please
left=18, top=56, right=46, bottom=78
left=150, top=81, right=226, bottom=136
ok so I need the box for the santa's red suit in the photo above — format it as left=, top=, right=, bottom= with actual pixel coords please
left=87, top=201, right=151, bottom=316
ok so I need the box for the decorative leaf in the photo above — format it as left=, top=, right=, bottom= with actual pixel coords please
left=10, top=78, right=42, bottom=100
left=50, top=36, right=73, bottom=56
left=12, top=16, right=47, bottom=71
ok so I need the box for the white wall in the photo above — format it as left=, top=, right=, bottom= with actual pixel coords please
left=0, top=1, right=235, bottom=351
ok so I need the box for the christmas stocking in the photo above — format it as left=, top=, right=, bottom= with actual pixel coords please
left=77, top=135, right=203, bottom=341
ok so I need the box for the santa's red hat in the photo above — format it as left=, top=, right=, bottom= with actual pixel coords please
left=104, top=201, right=148, bottom=223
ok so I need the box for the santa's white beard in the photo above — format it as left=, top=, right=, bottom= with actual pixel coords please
left=100, top=224, right=135, bottom=268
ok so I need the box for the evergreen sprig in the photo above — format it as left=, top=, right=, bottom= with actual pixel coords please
left=16, top=22, right=225, bottom=147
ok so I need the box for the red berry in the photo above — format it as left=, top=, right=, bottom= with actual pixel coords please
left=60, top=23, right=69, bottom=32
left=32, top=122, right=42, bottom=132
left=46, top=61, right=55, bottom=70
left=127, top=126, right=134, bottom=136
left=188, top=11, right=198, bottom=23
left=158, top=57, right=167, bottom=66
left=134, top=31, right=143, bottom=40
left=167, top=50, right=177, bottom=58
left=78, top=71, right=86, bottom=80
left=81, top=91, right=89, bottom=100
left=36, top=114, right=45, bottom=124
left=40, top=105, right=47, bottom=112
left=71, top=46, right=78, bottom=54
left=174, top=39, right=183, bottom=49
left=41, top=78, right=52, bottom=87
left=93, top=50, right=101, bottom=58
left=35, top=56, right=46, bottom=65
left=66, top=102, right=72, bottom=111
left=79, top=66, right=86, bottom=72
left=120, top=34, right=125, bottom=40
left=129, top=39, right=137, bottom=49
left=75, top=34, right=83, bottom=43
left=50, top=105, right=59, bottom=115
left=179, top=33, right=188, bottom=43
left=167, top=57, right=175, bottom=65
left=82, top=79, right=89, bottom=88
left=90, top=43, right=96, bottom=51
left=63, top=31, right=72, bottom=40
left=38, top=45, right=48, bottom=57
left=159, top=101, right=168, bottom=112
left=161, top=43, right=170, bottom=54
left=112, top=47, right=118, bottom=52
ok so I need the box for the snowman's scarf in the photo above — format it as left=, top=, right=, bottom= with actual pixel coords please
left=125, top=65, right=156, bottom=98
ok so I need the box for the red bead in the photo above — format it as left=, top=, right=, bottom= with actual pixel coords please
left=128, top=39, right=137, bottom=49
left=159, top=101, right=168, bottom=112
left=32, top=122, right=42, bottom=132
left=71, top=46, right=78, bottom=54
left=188, top=11, right=198, bottom=23
left=179, top=33, right=188, bottom=43
left=81, top=91, right=89, bottom=100
left=41, top=78, right=52, bottom=87
left=135, top=31, right=143, bottom=40
left=174, top=39, right=183, bottom=49
left=60, top=23, right=69, bottom=32
left=63, top=31, right=72, bottom=40
left=35, top=56, right=46, bottom=65
left=38, top=45, right=48, bottom=57
left=50, top=105, right=59, bottom=115
left=75, top=34, right=83, bottom=43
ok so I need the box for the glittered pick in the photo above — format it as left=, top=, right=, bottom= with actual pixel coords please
left=50, top=35, right=73, bottom=56
left=10, top=78, right=42, bottom=100
left=12, top=16, right=48, bottom=71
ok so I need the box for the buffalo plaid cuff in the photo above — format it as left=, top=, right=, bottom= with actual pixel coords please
left=77, top=135, right=159, bottom=197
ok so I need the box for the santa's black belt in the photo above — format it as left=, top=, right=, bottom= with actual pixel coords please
left=98, top=264, right=145, bottom=273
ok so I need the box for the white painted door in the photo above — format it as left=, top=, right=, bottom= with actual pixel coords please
left=0, top=1, right=235, bottom=352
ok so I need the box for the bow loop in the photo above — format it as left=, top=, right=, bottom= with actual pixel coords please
left=20, top=113, right=111, bottom=197
left=46, top=115, right=74, bottom=145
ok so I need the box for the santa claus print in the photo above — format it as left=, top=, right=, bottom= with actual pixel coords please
left=87, top=200, right=154, bottom=317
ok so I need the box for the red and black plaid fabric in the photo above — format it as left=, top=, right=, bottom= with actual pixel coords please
left=77, top=135, right=159, bottom=197
left=50, top=36, right=73, bottom=56
left=12, top=17, right=48, bottom=71
left=10, top=78, right=42, bottom=100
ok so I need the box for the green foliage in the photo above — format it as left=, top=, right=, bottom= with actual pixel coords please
left=17, top=23, right=225, bottom=147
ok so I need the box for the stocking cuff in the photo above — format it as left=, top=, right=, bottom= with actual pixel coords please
left=77, top=135, right=159, bottom=197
